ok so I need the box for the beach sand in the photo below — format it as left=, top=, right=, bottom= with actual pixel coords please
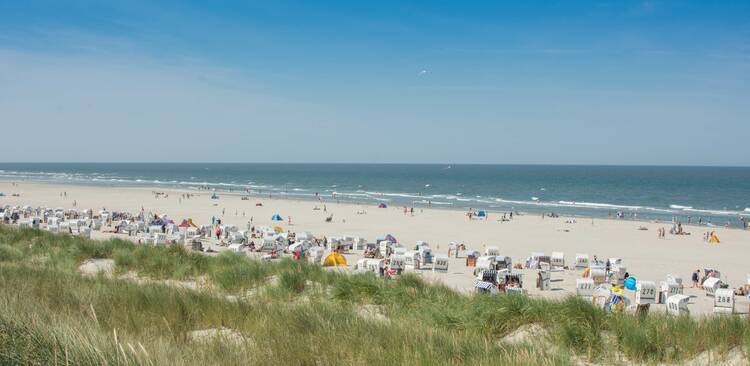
left=2, top=181, right=749, bottom=315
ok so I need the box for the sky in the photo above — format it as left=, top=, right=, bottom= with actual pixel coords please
left=1, top=0, right=749, bottom=165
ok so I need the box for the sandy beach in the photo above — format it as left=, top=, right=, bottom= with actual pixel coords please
left=2, top=180, right=749, bottom=315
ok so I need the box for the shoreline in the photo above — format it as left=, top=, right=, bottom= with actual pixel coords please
left=2, top=179, right=745, bottom=232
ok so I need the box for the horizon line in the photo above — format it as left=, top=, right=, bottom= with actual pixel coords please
left=1, top=162, right=749, bottom=168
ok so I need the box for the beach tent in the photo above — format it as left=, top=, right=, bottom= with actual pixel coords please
left=385, top=234, right=397, bottom=243
left=378, top=203, right=387, bottom=208
left=271, top=214, right=283, bottom=221
left=274, top=226, right=284, bottom=233
left=476, top=210, right=486, bottom=218
left=709, top=233, right=720, bottom=244
left=323, top=252, right=347, bottom=267
left=210, top=193, right=219, bottom=200
left=178, top=219, right=191, bottom=228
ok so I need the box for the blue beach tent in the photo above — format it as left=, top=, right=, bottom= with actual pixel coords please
left=271, top=214, right=283, bottom=221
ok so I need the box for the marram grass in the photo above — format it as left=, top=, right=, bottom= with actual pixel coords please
left=0, top=226, right=748, bottom=365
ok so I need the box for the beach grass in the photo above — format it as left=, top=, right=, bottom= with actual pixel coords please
left=0, top=225, right=747, bottom=365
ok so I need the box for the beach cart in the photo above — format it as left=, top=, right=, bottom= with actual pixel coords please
left=433, top=255, right=449, bottom=272
left=576, top=278, right=595, bottom=297
left=666, top=294, right=690, bottom=316
left=713, top=289, right=735, bottom=314
left=703, top=277, right=723, bottom=297
left=575, top=253, right=589, bottom=269
left=636, top=281, right=657, bottom=305
left=550, top=252, right=565, bottom=269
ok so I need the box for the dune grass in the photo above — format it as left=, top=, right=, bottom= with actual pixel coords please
left=0, top=225, right=748, bottom=365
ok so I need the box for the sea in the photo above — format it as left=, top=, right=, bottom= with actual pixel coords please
left=1, top=163, right=748, bottom=227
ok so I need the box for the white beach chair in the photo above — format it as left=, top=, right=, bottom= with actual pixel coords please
left=575, top=253, right=589, bottom=269
left=389, top=255, right=406, bottom=271
left=403, top=250, right=421, bottom=271
left=659, top=281, right=682, bottom=303
left=306, top=247, right=324, bottom=265
left=576, top=278, right=595, bottom=297
left=550, top=252, right=565, bottom=269
left=433, top=255, right=449, bottom=272
left=635, top=281, right=657, bottom=305
left=352, top=237, right=366, bottom=251
left=703, top=277, right=723, bottom=297
left=592, top=284, right=612, bottom=309
left=611, top=265, right=628, bottom=285
left=590, top=267, right=607, bottom=285
left=537, top=270, right=551, bottom=291
left=365, top=259, right=384, bottom=276
left=713, top=288, right=735, bottom=314
left=666, top=294, right=690, bottom=316
left=485, top=246, right=500, bottom=256
left=78, top=226, right=92, bottom=238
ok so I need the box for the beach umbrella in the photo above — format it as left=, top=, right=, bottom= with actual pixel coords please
left=624, top=277, right=637, bottom=291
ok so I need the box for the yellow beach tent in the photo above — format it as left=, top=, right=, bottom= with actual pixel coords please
left=323, top=252, right=347, bottom=267
left=709, top=233, right=720, bottom=244
left=274, top=226, right=284, bottom=233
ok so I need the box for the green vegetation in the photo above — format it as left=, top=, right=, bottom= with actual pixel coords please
left=0, top=226, right=748, bottom=365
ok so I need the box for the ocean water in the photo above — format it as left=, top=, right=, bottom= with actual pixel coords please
left=1, top=163, right=748, bottom=226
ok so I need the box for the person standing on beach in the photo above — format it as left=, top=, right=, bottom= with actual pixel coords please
left=692, top=270, right=700, bottom=288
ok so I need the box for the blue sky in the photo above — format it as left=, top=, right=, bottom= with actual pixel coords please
left=1, top=1, right=749, bottom=165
